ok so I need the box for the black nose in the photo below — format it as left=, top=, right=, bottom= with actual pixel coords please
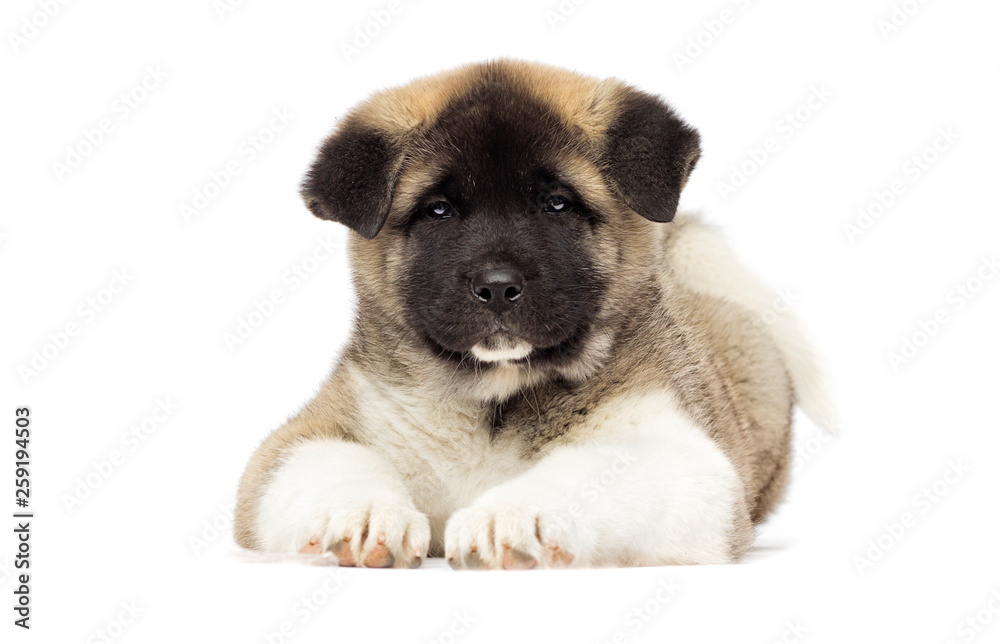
left=470, top=267, right=525, bottom=313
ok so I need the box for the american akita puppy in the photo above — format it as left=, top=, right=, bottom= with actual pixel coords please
left=234, top=60, right=832, bottom=569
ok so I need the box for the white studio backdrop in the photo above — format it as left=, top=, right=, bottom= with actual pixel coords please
left=1, top=0, right=999, bottom=642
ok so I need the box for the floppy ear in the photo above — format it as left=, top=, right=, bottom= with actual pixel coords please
left=300, top=118, right=406, bottom=239
left=599, top=88, right=701, bottom=223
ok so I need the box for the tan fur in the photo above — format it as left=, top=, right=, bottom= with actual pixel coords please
left=353, top=60, right=624, bottom=142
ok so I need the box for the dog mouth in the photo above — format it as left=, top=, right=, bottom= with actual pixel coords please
left=422, top=322, right=591, bottom=369
left=469, top=334, right=533, bottom=363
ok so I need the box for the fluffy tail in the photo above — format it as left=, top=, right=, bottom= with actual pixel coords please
left=663, top=215, right=837, bottom=433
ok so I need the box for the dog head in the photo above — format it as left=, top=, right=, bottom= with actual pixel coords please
left=302, top=60, right=700, bottom=384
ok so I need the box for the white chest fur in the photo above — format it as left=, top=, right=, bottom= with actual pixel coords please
left=353, top=380, right=529, bottom=541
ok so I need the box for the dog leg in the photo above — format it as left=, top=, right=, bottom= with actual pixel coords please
left=444, top=394, right=751, bottom=569
left=254, top=438, right=430, bottom=568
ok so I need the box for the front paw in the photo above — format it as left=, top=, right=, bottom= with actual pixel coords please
left=293, top=495, right=430, bottom=569
left=255, top=440, right=430, bottom=568
left=444, top=498, right=580, bottom=570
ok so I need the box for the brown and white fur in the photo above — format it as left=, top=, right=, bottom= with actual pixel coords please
left=234, top=60, right=832, bottom=569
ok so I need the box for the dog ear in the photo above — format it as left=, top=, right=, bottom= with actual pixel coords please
left=599, top=88, right=701, bottom=223
left=300, top=118, right=406, bottom=239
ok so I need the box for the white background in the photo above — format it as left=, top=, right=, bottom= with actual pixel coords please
left=2, top=0, right=999, bottom=642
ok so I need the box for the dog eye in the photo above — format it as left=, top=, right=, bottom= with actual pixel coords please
left=543, top=195, right=571, bottom=214
left=424, top=201, right=453, bottom=219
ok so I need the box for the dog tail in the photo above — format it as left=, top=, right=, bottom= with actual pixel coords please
left=663, top=214, right=837, bottom=433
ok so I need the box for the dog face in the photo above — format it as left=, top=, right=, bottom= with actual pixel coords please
left=301, top=61, right=700, bottom=376
left=391, top=84, right=610, bottom=368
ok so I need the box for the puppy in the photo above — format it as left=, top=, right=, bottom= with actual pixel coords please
left=234, top=60, right=832, bottom=569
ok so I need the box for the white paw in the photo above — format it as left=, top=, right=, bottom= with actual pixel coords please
left=444, top=496, right=582, bottom=570
left=256, top=439, right=430, bottom=568
left=296, top=495, right=430, bottom=568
